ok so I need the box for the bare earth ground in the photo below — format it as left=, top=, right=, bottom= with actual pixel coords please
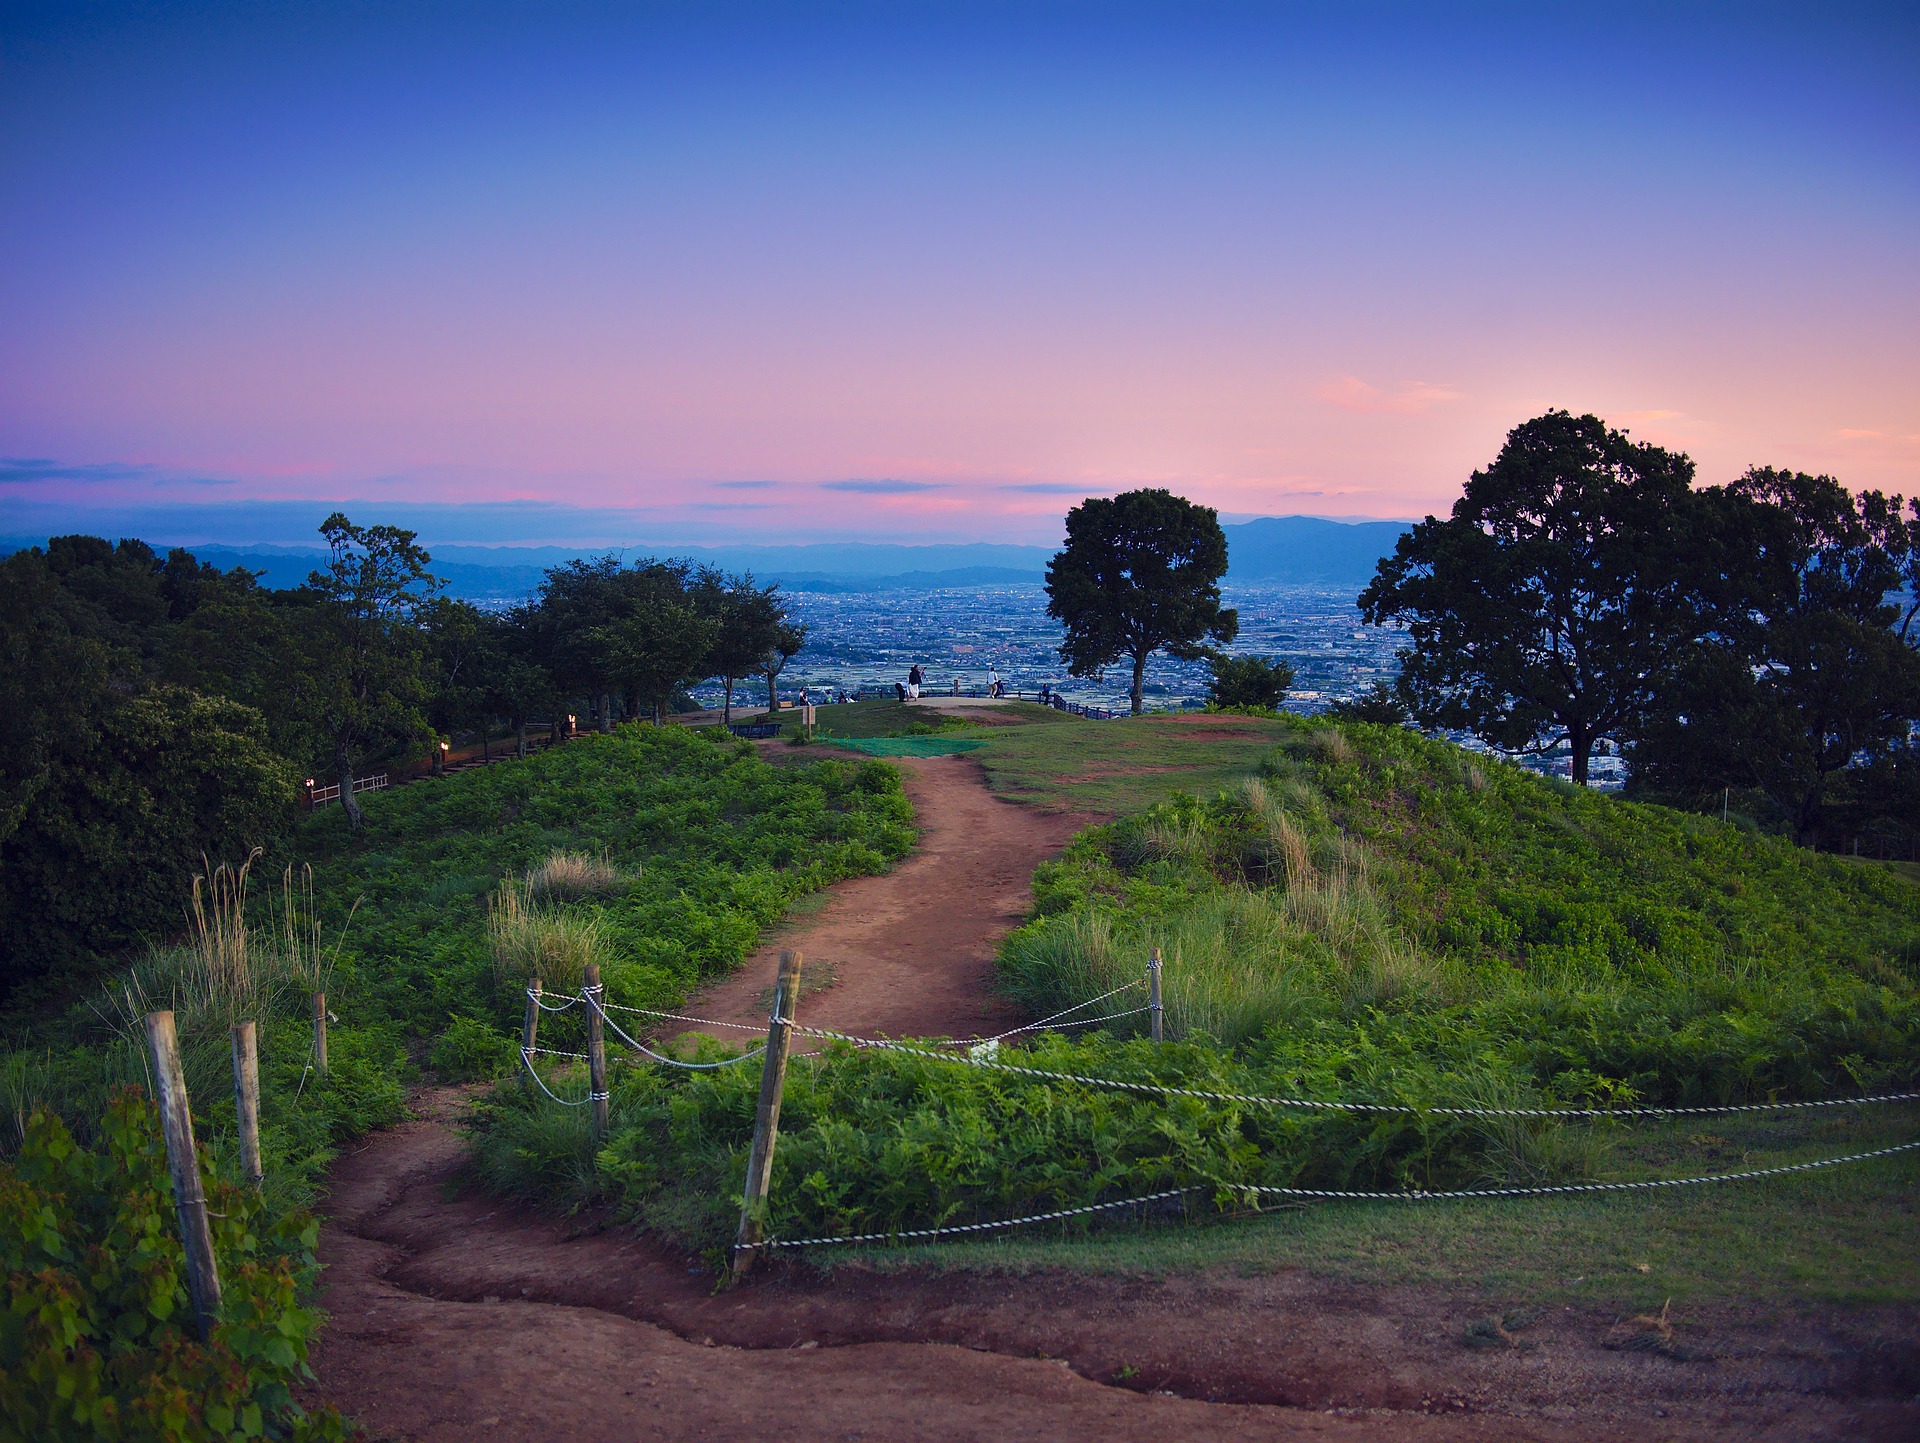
left=675, top=752, right=1092, bottom=1043
left=307, top=755, right=1918, bottom=1442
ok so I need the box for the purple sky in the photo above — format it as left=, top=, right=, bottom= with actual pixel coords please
left=2, top=2, right=1916, bottom=549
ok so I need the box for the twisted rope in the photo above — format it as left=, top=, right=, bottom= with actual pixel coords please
left=790, top=1024, right=1920, bottom=1120
left=737, top=1138, right=1920, bottom=1252
left=588, top=991, right=769, bottom=1070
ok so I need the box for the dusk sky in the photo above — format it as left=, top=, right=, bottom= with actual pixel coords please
left=2, top=2, right=1916, bottom=549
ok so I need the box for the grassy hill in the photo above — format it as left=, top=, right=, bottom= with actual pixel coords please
left=473, top=710, right=1920, bottom=1304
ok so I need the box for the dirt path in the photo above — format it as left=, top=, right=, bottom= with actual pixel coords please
left=675, top=753, right=1090, bottom=1043
left=309, top=1090, right=1913, bottom=1442
left=307, top=758, right=1917, bottom=1440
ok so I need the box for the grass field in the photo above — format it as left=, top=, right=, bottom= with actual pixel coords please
left=742, top=702, right=1920, bottom=1304
left=834, top=1103, right=1920, bottom=1311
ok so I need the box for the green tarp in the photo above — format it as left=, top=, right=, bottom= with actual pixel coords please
left=824, top=737, right=988, bottom=758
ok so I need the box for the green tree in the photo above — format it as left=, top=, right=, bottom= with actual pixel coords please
left=1046, top=489, right=1238, bottom=716
left=285, top=514, right=440, bottom=832
left=694, top=568, right=787, bottom=724
left=482, top=607, right=559, bottom=756
left=595, top=563, right=720, bottom=725
left=1206, top=653, right=1294, bottom=712
left=761, top=618, right=809, bottom=715
left=533, top=556, right=626, bottom=732
left=421, top=595, right=488, bottom=767
left=1359, top=411, right=1703, bottom=786
left=1627, top=469, right=1920, bottom=846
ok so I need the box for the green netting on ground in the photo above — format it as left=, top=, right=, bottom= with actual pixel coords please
left=824, top=737, right=988, bottom=758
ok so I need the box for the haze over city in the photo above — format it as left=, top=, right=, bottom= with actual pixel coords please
left=4, top=1, right=1915, bottom=552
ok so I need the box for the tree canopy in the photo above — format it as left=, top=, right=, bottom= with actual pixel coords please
left=1046, top=489, right=1238, bottom=716
left=1206, top=654, right=1294, bottom=713
left=1360, top=411, right=1704, bottom=786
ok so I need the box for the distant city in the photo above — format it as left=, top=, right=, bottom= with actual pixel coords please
left=713, top=582, right=1406, bottom=719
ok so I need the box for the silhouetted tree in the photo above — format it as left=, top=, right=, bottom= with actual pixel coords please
left=285, top=514, right=440, bottom=831
left=1628, top=469, right=1920, bottom=845
left=1360, top=411, right=1703, bottom=786
left=1047, top=489, right=1237, bottom=716
left=1206, top=654, right=1293, bottom=712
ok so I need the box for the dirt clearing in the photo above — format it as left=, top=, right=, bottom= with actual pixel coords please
left=674, top=753, right=1091, bottom=1042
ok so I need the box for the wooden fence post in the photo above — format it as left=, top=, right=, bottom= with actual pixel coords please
left=583, top=965, right=609, bottom=1140
left=311, top=991, right=328, bottom=1080
left=230, top=1021, right=262, bottom=1185
left=144, top=1011, right=223, bottom=1340
left=731, top=949, right=803, bottom=1284
left=521, top=978, right=542, bottom=1092
left=1148, top=947, right=1164, bottom=1044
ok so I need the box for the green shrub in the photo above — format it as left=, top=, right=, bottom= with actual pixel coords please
left=0, top=1090, right=353, bottom=1442
left=429, top=1015, right=517, bottom=1082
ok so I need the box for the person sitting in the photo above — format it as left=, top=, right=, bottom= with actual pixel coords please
left=894, top=680, right=907, bottom=702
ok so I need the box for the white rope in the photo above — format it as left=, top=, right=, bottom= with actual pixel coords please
left=518, top=1046, right=595, bottom=1107
left=740, top=1187, right=1192, bottom=1251
left=1222, top=1137, right=1920, bottom=1201
left=526, top=989, right=580, bottom=1013
left=738, top=1137, right=1920, bottom=1252
left=948, top=981, right=1146, bottom=1046
left=524, top=1044, right=586, bottom=1060
left=598, top=1001, right=768, bottom=1033
left=790, top=1024, right=1920, bottom=1120
left=587, top=992, right=769, bottom=1070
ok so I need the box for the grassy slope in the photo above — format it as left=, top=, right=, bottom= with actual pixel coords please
left=0, top=725, right=912, bottom=1191
left=838, top=711, right=1920, bottom=1307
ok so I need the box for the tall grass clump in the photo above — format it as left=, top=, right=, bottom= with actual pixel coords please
left=488, top=879, right=605, bottom=993
left=99, top=852, right=344, bottom=1044
left=1006, top=778, right=1451, bottom=1046
left=526, top=848, right=631, bottom=904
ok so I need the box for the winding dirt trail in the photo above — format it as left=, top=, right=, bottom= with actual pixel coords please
left=306, top=758, right=1916, bottom=1442
left=678, top=752, right=1090, bottom=1043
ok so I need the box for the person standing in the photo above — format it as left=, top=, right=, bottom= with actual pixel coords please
left=907, top=663, right=923, bottom=700
left=988, top=664, right=999, bottom=698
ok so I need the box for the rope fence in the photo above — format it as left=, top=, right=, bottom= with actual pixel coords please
left=510, top=957, right=1920, bottom=1275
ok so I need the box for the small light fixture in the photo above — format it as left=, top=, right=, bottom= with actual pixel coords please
left=440, top=741, right=449, bottom=751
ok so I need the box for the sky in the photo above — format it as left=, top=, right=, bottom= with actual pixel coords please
left=1, top=1, right=1916, bottom=550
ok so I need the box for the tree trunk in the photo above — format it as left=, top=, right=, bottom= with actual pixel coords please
left=1569, top=725, right=1590, bottom=787
left=516, top=721, right=528, bottom=758
left=766, top=668, right=779, bottom=715
left=723, top=673, right=736, bottom=725
left=431, top=743, right=443, bottom=776
left=652, top=701, right=662, bottom=726
left=336, top=741, right=364, bottom=833
left=1130, top=650, right=1147, bottom=716
left=482, top=724, right=490, bottom=763
left=599, top=693, right=612, bottom=734
left=1795, top=775, right=1828, bottom=850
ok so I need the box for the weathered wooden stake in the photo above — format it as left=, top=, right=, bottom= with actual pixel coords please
left=731, top=949, right=803, bottom=1284
left=520, top=978, right=542, bottom=1092
left=230, top=1021, right=262, bottom=1185
left=145, top=1011, right=223, bottom=1339
left=311, top=991, right=328, bottom=1080
left=1148, top=947, right=1165, bottom=1044
left=584, top=964, right=609, bottom=1140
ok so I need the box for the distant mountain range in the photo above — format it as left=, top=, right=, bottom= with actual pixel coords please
left=0, top=515, right=1413, bottom=598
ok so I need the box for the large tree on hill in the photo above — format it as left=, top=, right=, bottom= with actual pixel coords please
left=595, top=562, right=720, bottom=725
left=1627, top=468, right=1920, bottom=846
left=761, top=619, right=809, bottom=715
left=285, top=514, right=440, bottom=832
left=694, top=568, right=788, bottom=724
left=1046, top=489, right=1238, bottom=716
left=1359, top=411, right=1705, bottom=786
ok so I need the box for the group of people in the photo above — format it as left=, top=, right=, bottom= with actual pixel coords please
left=886, top=662, right=1010, bottom=702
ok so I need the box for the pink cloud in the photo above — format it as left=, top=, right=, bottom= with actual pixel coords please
left=1312, top=376, right=1464, bottom=415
